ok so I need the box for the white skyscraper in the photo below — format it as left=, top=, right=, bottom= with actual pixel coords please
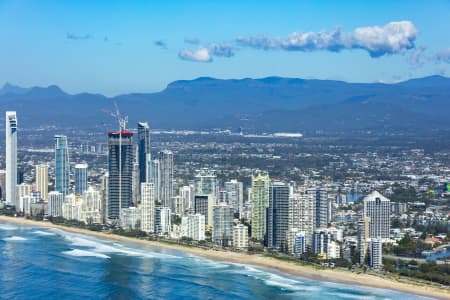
left=5, top=111, right=17, bottom=209
left=224, top=179, right=243, bottom=217
left=141, top=182, right=155, bottom=233
left=158, top=150, right=173, bottom=208
left=369, top=238, right=383, bottom=268
left=363, top=191, right=391, bottom=239
left=232, top=223, right=249, bottom=249
left=181, top=213, right=205, bottom=241
left=48, top=191, right=65, bottom=217
left=35, top=164, right=49, bottom=201
left=212, top=202, right=234, bottom=247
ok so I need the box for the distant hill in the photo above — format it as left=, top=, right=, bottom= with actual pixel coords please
left=0, top=76, right=449, bottom=134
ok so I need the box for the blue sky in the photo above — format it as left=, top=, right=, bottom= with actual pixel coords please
left=0, top=0, right=449, bottom=96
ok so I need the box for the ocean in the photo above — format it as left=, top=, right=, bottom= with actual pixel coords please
left=0, top=222, right=431, bottom=299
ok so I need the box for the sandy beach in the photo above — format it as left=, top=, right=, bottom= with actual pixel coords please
left=1, top=215, right=449, bottom=299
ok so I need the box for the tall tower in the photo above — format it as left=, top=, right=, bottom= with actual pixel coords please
left=5, top=111, right=17, bottom=209
left=158, top=150, right=173, bottom=208
left=137, top=122, right=151, bottom=183
left=224, top=179, right=243, bottom=217
left=195, top=168, right=217, bottom=199
left=74, top=163, right=88, bottom=195
left=140, top=182, right=155, bottom=233
left=363, top=191, right=390, bottom=239
left=150, top=159, right=160, bottom=203
left=54, top=135, right=70, bottom=196
left=35, top=164, right=49, bottom=200
left=251, top=172, right=270, bottom=241
left=108, top=130, right=134, bottom=221
left=267, top=182, right=290, bottom=251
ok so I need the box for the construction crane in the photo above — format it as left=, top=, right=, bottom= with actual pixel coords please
left=102, top=100, right=128, bottom=131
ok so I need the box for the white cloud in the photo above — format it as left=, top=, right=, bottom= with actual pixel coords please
left=178, top=47, right=212, bottom=62
left=236, top=21, right=417, bottom=57
left=435, top=48, right=450, bottom=63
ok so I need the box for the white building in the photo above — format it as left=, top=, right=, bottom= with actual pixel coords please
left=357, top=217, right=370, bottom=264
left=181, top=214, right=205, bottom=241
left=48, top=191, right=65, bottom=217
left=62, top=194, right=82, bottom=221
left=35, top=164, right=48, bottom=201
left=232, top=223, right=248, bottom=249
left=82, top=187, right=102, bottom=224
left=224, top=179, right=243, bottom=217
left=180, top=185, right=194, bottom=213
left=363, top=191, right=390, bottom=239
left=289, top=191, right=314, bottom=247
left=140, top=182, right=155, bottom=233
left=369, top=238, right=383, bottom=268
left=5, top=111, right=17, bottom=209
left=155, top=206, right=171, bottom=234
left=120, top=207, right=141, bottom=230
left=212, top=202, right=234, bottom=246
left=16, top=183, right=31, bottom=212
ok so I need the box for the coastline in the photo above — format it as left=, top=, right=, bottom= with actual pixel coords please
left=1, top=215, right=448, bottom=300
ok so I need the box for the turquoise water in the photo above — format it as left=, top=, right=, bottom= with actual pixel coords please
left=0, top=222, right=432, bottom=299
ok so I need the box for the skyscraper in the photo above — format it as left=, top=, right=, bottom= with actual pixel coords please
left=5, top=111, right=17, bottom=208
left=54, top=135, right=70, bottom=196
left=363, top=191, right=390, bottom=239
left=137, top=122, right=151, bottom=183
left=35, top=164, right=49, bottom=201
left=75, top=163, right=88, bottom=195
left=251, top=172, right=270, bottom=241
left=150, top=159, right=160, bottom=203
left=158, top=150, right=173, bottom=208
left=306, top=188, right=329, bottom=229
left=48, top=191, right=64, bottom=217
left=267, top=182, right=290, bottom=251
left=195, top=168, right=217, bottom=198
left=212, top=202, right=234, bottom=247
left=140, top=182, right=155, bottom=233
left=108, top=130, right=134, bottom=220
left=224, top=179, right=243, bottom=217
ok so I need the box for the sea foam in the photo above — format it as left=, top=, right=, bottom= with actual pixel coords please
left=3, top=236, right=27, bottom=241
left=63, top=249, right=110, bottom=259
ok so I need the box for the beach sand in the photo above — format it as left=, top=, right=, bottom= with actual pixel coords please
left=1, top=215, right=449, bottom=299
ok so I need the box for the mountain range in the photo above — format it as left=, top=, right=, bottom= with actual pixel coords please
left=1, top=76, right=449, bottom=135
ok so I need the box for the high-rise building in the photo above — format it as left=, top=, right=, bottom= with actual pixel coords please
left=158, top=150, right=173, bottom=208
left=306, top=188, right=329, bottom=229
left=369, top=238, right=383, bottom=268
left=267, top=182, right=290, bottom=251
left=35, top=164, right=48, bottom=201
left=251, top=172, right=270, bottom=241
left=54, top=135, right=70, bottom=196
left=181, top=214, right=205, bottom=241
left=101, top=172, right=109, bottom=224
left=74, top=163, right=88, bottom=195
left=0, top=170, right=6, bottom=200
left=137, top=122, right=151, bottom=183
left=150, top=159, right=160, bottom=203
left=195, top=168, right=217, bottom=199
left=224, top=179, right=243, bottom=217
left=155, top=206, right=171, bottom=234
left=363, top=191, right=390, bottom=239
left=288, top=191, right=314, bottom=249
left=120, top=207, right=141, bottom=230
left=194, top=195, right=214, bottom=226
left=6, top=111, right=17, bottom=208
left=232, top=223, right=249, bottom=249
left=17, top=183, right=31, bottom=213
left=108, top=130, right=134, bottom=221
left=212, top=202, right=234, bottom=247
left=140, top=182, right=155, bottom=233
left=48, top=191, right=65, bottom=217
left=357, top=217, right=370, bottom=264
left=180, top=185, right=194, bottom=213
left=81, top=187, right=102, bottom=224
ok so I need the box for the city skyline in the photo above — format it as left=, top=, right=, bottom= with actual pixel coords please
left=1, top=1, right=450, bottom=95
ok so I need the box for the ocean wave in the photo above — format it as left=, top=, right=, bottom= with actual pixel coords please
left=56, top=231, right=179, bottom=259
left=3, top=236, right=27, bottom=241
left=63, top=249, right=110, bottom=259
left=0, top=224, right=18, bottom=231
left=32, top=230, right=56, bottom=236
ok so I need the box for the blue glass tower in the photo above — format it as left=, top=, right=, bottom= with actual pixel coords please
left=54, top=135, right=70, bottom=196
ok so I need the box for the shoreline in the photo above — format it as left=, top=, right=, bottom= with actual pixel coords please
left=1, top=216, right=449, bottom=299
